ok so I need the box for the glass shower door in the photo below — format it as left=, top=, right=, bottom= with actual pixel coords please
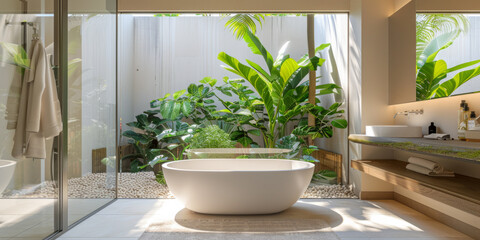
left=65, top=0, right=117, bottom=226
left=0, top=0, right=59, bottom=238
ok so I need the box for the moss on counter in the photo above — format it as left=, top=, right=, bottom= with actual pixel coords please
left=349, top=137, right=480, bottom=162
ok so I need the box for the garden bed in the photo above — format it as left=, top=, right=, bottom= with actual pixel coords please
left=1, top=172, right=356, bottom=199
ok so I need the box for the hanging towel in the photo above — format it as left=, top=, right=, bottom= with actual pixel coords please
left=407, top=157, right=443, bottom=173
left=12, top=39, right=62, bottom=159
left=406, top=164, right=455, bottom=177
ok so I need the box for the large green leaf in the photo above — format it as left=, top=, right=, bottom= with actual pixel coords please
left=417, top=31, right=458, bottom=69
left=446, top=59, right=480, bottom=73
left=181, top=101, right=193, bottom=117
left=160, top=101, right=174, bottom=119
left=123, top=130, right=151, bottom=145
left=246, top=59, right=271, bottom=82
left=280, top=58, right=299, bottom=84
left=147, top=155, right=168, bottom=168
left=243, top=30, right=274, bottom=72
left=331, top=119, right=348, bottom=129
left=173, top=89, right=186, bottom=100
left=218, top=52, right=275, bottom=122
left=435, top=64, right=480, bottom=98
left=315, top=43, right=331, bottom=52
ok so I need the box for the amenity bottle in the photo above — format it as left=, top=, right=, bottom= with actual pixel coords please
left=458, top=100, right=467, bottom=140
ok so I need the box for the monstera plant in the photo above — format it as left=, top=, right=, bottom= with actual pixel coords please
left=217, top=29, right=347, bottom=148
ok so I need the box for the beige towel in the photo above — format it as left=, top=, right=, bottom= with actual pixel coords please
left=406, top=164, right=454, bottom=177
left=12, top=39, right=62, bottom=159
left=408, top=157, right=443, bottom=173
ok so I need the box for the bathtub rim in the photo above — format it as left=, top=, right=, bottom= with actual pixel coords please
left=185, top=148, right=292, bottom=154
left=0, top=160, right=17, bottom=168
left=162, top=159, right=314, bottom=173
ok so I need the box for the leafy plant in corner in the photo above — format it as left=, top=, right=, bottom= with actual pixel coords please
left=218, top=29, right=347, bottom=148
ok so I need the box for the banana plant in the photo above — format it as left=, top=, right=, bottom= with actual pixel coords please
left=416, top=31, right=480, bottom=100
left=218, top=29, right=347, bottom=148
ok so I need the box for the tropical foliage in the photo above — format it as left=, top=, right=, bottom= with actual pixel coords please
left=223, top=14, right=266, bottom=39
left=121, top=111, right=196, bottom=172
left=218, top=29, right=347, bottom=147
left=416, top=14, right=480, bottom=100
left=189, top=125, right=236, bottom=149
left=122, top=17, right=347, bottom=184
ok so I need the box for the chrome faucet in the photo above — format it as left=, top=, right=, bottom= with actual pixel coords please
left=394, top=109, right=423, bottom=119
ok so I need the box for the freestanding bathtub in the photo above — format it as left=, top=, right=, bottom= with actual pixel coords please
left=0, top=160, right=17, bottom=194
left=163, top=159, right=314, bottom=215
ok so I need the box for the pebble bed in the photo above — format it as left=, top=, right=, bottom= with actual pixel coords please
left=1, top=172, right=356, bottom=199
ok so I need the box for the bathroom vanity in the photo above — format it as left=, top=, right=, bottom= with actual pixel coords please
left=349, top=134, right=480, bottom=237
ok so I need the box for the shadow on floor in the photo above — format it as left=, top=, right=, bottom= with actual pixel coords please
left=173, top=201, right=343, bottom=232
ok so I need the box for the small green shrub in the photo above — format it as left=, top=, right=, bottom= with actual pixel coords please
left=156, top=171, right=166, bottom=184
left=189, top=125, right=236, bottom=149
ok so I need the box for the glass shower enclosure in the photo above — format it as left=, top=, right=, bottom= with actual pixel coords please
left=0, top=0, right=118, bottom=239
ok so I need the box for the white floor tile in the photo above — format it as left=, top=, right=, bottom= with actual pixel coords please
left=60, top=214, right=152, bottom=238
left=97, top=199, right=165, bottom=215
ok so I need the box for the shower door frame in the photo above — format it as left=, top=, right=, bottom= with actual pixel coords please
left=47, top=0, right=119, bottom=238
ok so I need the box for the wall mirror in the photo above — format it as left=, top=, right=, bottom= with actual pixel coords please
left=416, top=13, right=480, bottom=101
left=389, top=0, right=480, bottom=104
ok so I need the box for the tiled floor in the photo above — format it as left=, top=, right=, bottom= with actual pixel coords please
left=55, top=199, right=473, bottom=240
left=0, top=198, right=112, bottom=239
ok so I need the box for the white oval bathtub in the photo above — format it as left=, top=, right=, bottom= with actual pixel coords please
left=163, top=159, right=314, bottom=215
left=0, top=160, right=16, bottom=194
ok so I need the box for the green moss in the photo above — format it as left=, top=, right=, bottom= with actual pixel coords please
left=351, top=138, right=480, bottom=161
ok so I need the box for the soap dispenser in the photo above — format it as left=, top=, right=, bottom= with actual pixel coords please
left=468, top=111, right=477, bottom=130
left=458, top=100, right=467, bottom=140
left=429, top=122, right=436, bottom=134
left=459, top=104, right=469, bottom=140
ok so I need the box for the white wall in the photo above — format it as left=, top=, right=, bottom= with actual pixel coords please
left=348, top=0, right=398, bottom=195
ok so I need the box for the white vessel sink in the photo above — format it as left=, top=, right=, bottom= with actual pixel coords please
left=365, top=125, right=422, bottom=138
